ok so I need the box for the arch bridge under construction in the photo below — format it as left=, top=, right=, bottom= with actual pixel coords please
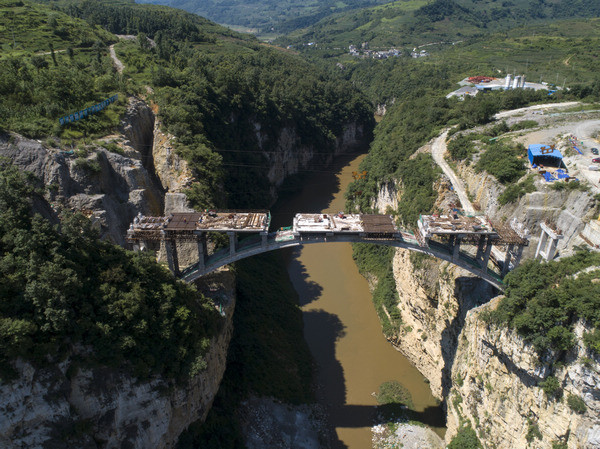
left=127, top=210, right=531, bottom=290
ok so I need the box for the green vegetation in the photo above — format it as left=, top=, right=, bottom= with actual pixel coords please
left=0, top=0, right=115, bottom=55
left=510, top=120, right=539, bottom=131
left=375, top=380, right=415, bottom=424
left=448, top=134, right=477, bottom=162
left=526, top=419, right=543, bottom=442
left=396, top=154, right=441, bottom=224
left=352, top=243, right=401, bottom=337
left=0, top=1, right=125, bottom=137
left=539, top=375, right=562, bottom=400
left=376, top=380, right=414, bottom=408
left=583, top=329, right=600, bottom=354
left=550, top=180, right=589, bottom=192
left=448, top=424, right=482, bottom=449
left=567, top=393, right=587, bottom=414
left=475, top=140, right=527, bottom=184
left=488, top=251, right=600, bottom=357
left=61, top=0, right=229, bottom=40
left=0, top=160, right=222, bottom=382
left=553, top=442, right=568, bottom=449
left=280, top=0, right=600, bottom=61
left=498, top=174, right=536, bottom=205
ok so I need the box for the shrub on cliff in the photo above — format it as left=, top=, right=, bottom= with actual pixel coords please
left=448, top=424, right=482, bottom=449
left=0, top=161, right=223, bottom=382
left=567, top=393, right=587, bottom=414
left=488, top=251, right=600, bottom=357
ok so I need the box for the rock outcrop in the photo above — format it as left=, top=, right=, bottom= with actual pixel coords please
left=390, top=250, right=494, bottom=400
left=264, top=121, right=370, bottom=193
left=0, top=272, right=235, bottom=449
left=0, top=133, right=163, bottom=245
left=447, top=299, right=600, bottom=449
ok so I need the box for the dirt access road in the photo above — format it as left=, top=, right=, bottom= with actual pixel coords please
left=431, top=129, right=475, bottom=214
left=433, top=102, right=600, bottom=212
left=109, top=44, right=124, bottom=73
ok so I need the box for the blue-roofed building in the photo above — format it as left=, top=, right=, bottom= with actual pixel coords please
left=528, top=144, right=564, bottom=168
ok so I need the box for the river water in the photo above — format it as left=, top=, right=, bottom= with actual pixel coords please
left=271, top=153, right=444, bottom=448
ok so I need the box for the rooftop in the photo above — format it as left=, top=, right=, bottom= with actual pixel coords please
left=528, top=144, right=564, bottom=159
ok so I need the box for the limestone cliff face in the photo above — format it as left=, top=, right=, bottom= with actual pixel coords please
left=447, top=299, right=600, bottom=449
left=0, top=133, right=163, bottom=245
left=390, top=251, right=494, bottom=400
left=263, top=121, right=369, bottom=190
left=0, top=273, right=235, bottom=449
left=372, top=180, right=398, bottom=213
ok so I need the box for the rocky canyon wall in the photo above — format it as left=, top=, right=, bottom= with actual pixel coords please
left=370, top=132, right=600, bottom=447
left=446, top=299, right=600, bottom=449
left=0, top=272, right=235, bottom=449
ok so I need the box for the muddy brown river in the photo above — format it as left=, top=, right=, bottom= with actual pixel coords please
left=272, top=153, right=444, bottom=448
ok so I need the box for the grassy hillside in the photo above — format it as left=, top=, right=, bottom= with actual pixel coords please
left=0, top=0, right=127, bottom=138
left=0, top=0, right=115, bottom=55
left=340, top=18, right=600, bottom=106
left=278, top=0, right=600, bottom=54
left=136, top=0, right=391, bottom=36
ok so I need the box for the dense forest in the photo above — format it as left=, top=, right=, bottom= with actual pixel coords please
left=0, top=160, right=222, bottom=382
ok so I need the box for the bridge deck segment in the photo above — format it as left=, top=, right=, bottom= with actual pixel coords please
left=127, top=210, right=528, bottom=291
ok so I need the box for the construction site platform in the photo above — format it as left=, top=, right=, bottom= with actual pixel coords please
left=418, top=214, right=496, bottom=238
left=127, top=210, right=270, bottom=241
left=292, top=213, right=397, bottom=235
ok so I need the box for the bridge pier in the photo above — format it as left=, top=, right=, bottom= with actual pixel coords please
left=501, top=244, right=514, bottom=277
left=261, top=231, right=268, bottom=249
left=480, top=236, right=493, bottom=274
left=513, top=243, right=524, bottom=267
left=475, top=235, right=486, bottom=261
left=535, top=222, right=563, bottom=261
left=228, top=231, right=238, bottom=256
left=165, top=239, right=180, bottom=276
left=195, top=232, right=207, bottom=270
left=452, top=235, right=461, bottom=261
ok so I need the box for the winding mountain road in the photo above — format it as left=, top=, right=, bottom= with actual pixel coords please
left=431, top=129, right=475, bottom=214
left=109, top=44, right=125, bottom=73
left=493, top=101, right=580, bottom=120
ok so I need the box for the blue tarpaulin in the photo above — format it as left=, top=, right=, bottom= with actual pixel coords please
left=528, top=144, right=564, bottom=167
left=543, top=172, right=556, bottom=182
